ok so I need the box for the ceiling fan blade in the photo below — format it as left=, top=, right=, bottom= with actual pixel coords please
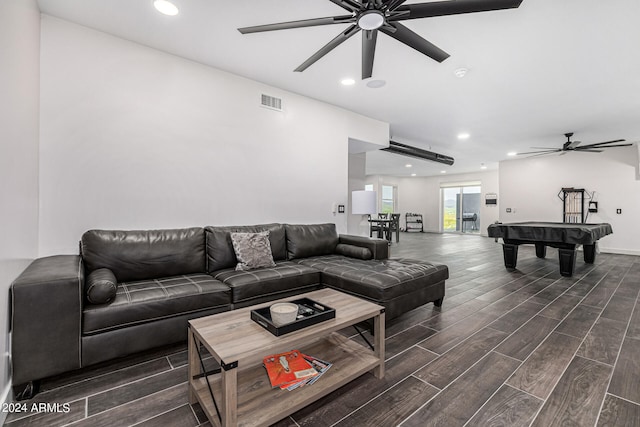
left=528, top=151, right=561, bottom=158
left=362, top=30, right=378, bottom=79
left=238, top=15, right=354, bottom=34
left=329, top=0, right=362, bottom=13
left=395, top=0, right=523, bottom=20
left=580, top=144, right=632, bottom=149
left=380, top=22, right=449, bottom=62
left=578, top=139, right=626, bottom=148
left=574, top=148, right=604, bottom=153
left=294, top=25, right=360, bottom=72
left=517, top=149, right=562, bottom=155
left=386, top=0, right=409, bottom=11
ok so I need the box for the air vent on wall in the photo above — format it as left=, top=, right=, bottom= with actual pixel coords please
left=382, top=140, right=455, bottom=165
left=260, top=94, right=283, bottom=111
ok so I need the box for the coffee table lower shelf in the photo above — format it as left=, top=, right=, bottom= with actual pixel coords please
left=190, top=333, right=381, bottom=427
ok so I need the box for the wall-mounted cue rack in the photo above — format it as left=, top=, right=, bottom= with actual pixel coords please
left=559, top=188, right=585, bottom=223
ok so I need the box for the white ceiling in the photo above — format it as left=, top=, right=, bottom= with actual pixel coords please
left=37, top=0, right=640, bottom=177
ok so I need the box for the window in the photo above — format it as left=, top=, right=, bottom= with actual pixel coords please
left=381, top=185, right=395, bottom=214
left=364, top=184, right=374, bottom=191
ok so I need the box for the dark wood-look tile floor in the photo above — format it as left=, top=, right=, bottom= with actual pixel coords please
left=6, top=232, right=640, bottom=427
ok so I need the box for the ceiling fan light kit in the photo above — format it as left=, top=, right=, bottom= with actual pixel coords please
left=358, top=10, right=385, bottom=30
left=238, top=0, right=524, bottom=80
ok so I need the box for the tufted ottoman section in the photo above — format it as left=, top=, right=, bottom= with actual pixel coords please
left=298, top=255, right=448, bottom=320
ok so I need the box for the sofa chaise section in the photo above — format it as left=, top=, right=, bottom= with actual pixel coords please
left=297, top=255, right=447, bottom=320
left=284, top=223, right=447, bottom=320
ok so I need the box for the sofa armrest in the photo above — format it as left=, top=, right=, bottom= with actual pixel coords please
left=338, top=235, right=389, bottom=260
left=11, top=255, right=84, bottom=385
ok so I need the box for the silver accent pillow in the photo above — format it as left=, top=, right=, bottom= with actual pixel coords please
left=230, top=231, right=276, bottom=271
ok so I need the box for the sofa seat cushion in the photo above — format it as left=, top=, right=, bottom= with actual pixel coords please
left=297, top=255, right=449, bottom=302
left=83, top=274, right=230, bottom=335
left=213, top=261, right=320, bottom=305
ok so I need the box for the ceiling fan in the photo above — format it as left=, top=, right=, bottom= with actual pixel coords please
left=518, top=133, right=632, bottom=156
left=238, top=0, right=524, bottom=80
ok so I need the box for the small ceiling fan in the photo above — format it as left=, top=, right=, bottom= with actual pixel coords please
left=238, top=0, right=524, bottom=80
left=518, top=133, right=631, bottom=156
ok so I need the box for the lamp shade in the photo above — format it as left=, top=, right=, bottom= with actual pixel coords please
left=351, top=190, right=377, bottom=214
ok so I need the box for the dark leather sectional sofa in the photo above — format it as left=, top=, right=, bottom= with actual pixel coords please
left=10, top=223, right=447, bottom=395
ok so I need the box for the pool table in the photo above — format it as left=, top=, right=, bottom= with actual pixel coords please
left=487, top=222, right=613, bottom=277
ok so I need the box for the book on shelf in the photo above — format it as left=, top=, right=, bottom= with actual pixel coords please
left=263, top=350, right=317, bottom=389
left=285, top=354, right=332, bottom=391
left=263, top=350, right=332, bottom=391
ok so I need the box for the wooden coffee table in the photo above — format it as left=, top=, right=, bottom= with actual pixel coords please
left=188, top=288, right=385, bottom=427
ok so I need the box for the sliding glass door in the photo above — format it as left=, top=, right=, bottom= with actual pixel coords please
left=442, top=185, right=481, bottom=233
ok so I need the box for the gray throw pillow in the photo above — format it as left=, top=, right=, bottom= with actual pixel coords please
left=230, top=231, right=276, bottom=271
left=86, top=268, right=118, bottom=304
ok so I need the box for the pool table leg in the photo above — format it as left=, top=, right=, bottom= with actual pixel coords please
left=535, top=243, right=547, bottom=258
left=502, top=243, right=519, bottom=269
left=583, top=243, right=597, bottom=264
left=558, top=248, right=577, bottom=277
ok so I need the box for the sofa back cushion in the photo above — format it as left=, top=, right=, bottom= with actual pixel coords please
left=81, top=227, right=206, bottom=282
left=205, top=224, right=286, bottom=273
left=285, top=223, right=339, bottom=259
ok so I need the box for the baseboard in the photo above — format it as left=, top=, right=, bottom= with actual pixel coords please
left=599, top=247, right=640, bottom=256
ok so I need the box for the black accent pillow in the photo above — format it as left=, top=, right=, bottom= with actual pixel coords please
left=86, top=268, right=117, bottom=304
left=335, top=244, right=373, bottom=260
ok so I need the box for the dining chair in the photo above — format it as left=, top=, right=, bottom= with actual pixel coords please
left=370, top=213, right=387, bottom=238
left=387, top=213, right=401, bottom=243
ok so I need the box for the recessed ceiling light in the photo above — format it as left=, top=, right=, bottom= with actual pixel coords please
left=457, top=133, right=470, bottom=140
left=153, top=0, right=179, bottom=16
left=480, top=164, right=487, bottom=170
left=366, top=79, right=386, bottom=89
left=453, top=67, right=468, bottom=78
left=341, top=78, right=356, bottom=86
left=405, top=164, right=412, bottom=168
left=411, top=173, right=417, bottom=177
left=507, top=151, right=517, bottom=156
left=440, top=170, right=446, bottom=174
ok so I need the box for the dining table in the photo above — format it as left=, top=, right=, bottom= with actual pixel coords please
left=368, top=218, right=394, bottom=242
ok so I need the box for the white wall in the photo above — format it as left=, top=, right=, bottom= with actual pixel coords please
left=366, top=170, right=500, bottom=235
left=0, top=0, right=41, bottom=411
left=347, top=152, right=369, bottom=236
left=39, top=17, right=388, bottom=255
left=499, top=146, right=640, bottom=254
